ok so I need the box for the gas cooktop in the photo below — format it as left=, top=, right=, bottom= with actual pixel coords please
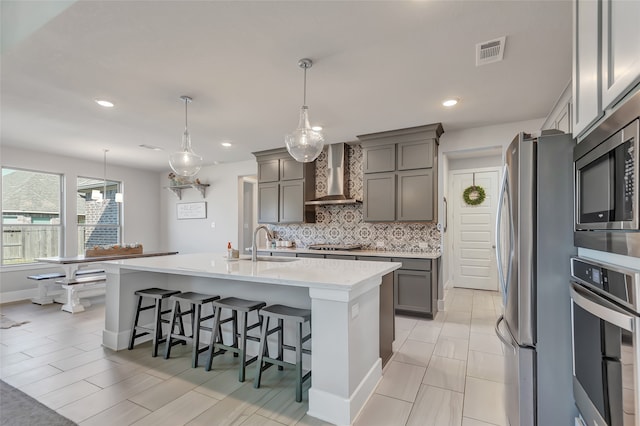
left=307, top=244, right=362, bottom=251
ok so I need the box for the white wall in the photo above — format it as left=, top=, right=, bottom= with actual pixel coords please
left=437, top=118, right=545, bottom=295
left=161, top=160, right=256, bottom=254
left=1, top=146, right=162, bottom=299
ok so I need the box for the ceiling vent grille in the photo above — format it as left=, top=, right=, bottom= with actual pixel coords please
left=476, top=36, right=506, bottom=66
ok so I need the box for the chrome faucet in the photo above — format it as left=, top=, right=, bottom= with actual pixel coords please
left=251, top=225, right=274, bottom=262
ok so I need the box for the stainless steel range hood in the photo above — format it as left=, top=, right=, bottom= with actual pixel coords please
left=305, top=143, right=362, bottom=206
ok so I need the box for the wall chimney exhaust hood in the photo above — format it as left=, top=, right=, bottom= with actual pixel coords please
left=305, top=143, right=362, bottom=206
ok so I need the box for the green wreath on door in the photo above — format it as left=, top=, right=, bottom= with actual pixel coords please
left=462, top=185, right=486, bottom=206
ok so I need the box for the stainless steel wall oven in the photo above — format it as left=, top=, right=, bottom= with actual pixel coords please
left=570, top=257, right=640, bottom=426
left=574, top=90, right=640, bottom=257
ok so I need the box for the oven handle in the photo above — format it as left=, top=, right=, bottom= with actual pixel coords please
left=570, top=283, right=635, bottom=332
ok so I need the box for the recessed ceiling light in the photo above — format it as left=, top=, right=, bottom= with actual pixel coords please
left=139, top=144, right=163, bottom=151
left=221, top=142, right=232, bottom=147
left=442, top=98, right=459, bottom=107
left=95, top=99, right=114, bottom=108
left=311, top=126, right=323, bottom=131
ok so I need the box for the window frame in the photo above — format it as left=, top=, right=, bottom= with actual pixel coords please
left=76, top=175, right=122, bottom=255
left=1, top=167, right=64, bottom=266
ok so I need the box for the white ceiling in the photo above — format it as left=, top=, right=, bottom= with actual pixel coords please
left=1, top=0, right=572, bottom=172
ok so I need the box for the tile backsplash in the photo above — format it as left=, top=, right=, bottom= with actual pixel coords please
left=270, top=144, right=441, bottom=254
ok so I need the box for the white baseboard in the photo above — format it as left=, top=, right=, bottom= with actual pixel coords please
left=0, top=288, right=38, bottom=304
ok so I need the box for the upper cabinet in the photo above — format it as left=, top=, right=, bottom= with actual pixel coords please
left=573, top=0, right=640, bottom=138
left=358, top=123, right=443, bottom=223
left=253, top=148, right=315, bottom=224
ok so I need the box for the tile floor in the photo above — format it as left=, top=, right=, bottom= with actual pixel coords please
left=0, top=287, right=506, bottom=426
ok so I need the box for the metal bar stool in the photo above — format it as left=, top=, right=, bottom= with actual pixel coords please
left=128, top=288, right=183, bottom=357
left=164, top=292, right=221, bottom=368
left=204, top=297, right=266, bottom=382
left=253, top=304, right=311, bottom=402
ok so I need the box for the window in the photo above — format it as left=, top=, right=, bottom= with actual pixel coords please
left=1, top=168, right=63, bottom=265
left=77, top=177, right=121, bottom=255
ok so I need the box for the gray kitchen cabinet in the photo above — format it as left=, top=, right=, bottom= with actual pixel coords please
left=296, top=253, right=325, bottom=259
left=397, top=140, right=434, bottom=170
left=363, top=173, right=395, bottom=222
left=253, top=148, right=315, bottom=224
left=358, top=123, right=442, bottom=223
left=393, top=258, right=437, bottom=318
left=397, top=169, right=433, bottom=221
left=279, top=180, right=305, bottom=223
left=325, top=254, right=356, bottom=260
left=257, top=159, right=279, bottom=183
left=257, top=182, right=279, bottom=223
left=362, top=144, right=395, bottom=173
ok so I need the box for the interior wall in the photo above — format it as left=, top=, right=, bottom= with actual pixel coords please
left=0, top=146, right=162, bottom=299
left=438, top=118, right=545, bottom=296
left=161, top=159, right=256, bottom=254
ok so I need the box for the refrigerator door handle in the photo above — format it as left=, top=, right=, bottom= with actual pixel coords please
left=495, top=164, right=509, bottom=300
left=495, top=315, right=516, bottom=354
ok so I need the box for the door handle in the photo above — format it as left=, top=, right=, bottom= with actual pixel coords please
left=494, top=315, right=516, bottom=354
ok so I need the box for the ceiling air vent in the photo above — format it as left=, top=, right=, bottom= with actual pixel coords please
left=476, top=36, right=506, bottom=66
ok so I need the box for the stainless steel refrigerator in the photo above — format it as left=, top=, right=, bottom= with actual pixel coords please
left=495, top=131, right=577, bottom=426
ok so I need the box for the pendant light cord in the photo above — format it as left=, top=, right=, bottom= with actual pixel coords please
left=184, top=98, right=188, bottom=131
left=302, top=66, right=307, bottom=107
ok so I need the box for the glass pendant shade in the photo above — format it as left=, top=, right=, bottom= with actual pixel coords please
left=169, top=130, right=203, bottom=177
left=169, top=96, right=203, bottom=177
left=285, top=106, right=324, bottom=163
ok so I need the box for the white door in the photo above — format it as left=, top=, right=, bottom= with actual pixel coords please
left=450, top=169, right=499, bottom=291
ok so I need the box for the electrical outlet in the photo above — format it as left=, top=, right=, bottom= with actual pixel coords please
left=376, top=241, right=385, bottom=248
left=418, top=242, right=428, bottom=249
left=211, top=222, right=216, bottom=229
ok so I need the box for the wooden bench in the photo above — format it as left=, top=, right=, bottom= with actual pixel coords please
left=55, top=275, right=107, bottom=313
left=28, top=269, right=106, bottom=309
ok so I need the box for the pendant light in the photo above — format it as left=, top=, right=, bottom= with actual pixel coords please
left=169, top=95, right=203, bottom=177
left=285, top=58, right=325, bottom=163
left=92, top=149, right=123, bottom=203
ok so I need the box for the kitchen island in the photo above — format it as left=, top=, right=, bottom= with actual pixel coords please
left=101, top=252, right=401, bottom=426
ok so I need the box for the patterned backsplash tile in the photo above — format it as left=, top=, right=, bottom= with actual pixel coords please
left=270, top=144, right=441, bottom=254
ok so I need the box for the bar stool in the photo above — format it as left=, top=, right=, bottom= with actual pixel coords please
left=128, top=288, right=183, bottom=357
left=164, top=292, right=221, bottom=368
left=253, top=304, right=311, bottom=402
left=204, top=297, right=266, bottom=382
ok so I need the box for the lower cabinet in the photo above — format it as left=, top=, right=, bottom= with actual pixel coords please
left=393, top=258, right=437, bottom=318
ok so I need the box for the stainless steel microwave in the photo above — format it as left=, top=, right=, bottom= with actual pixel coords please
left=574, top=90, right=640, bottom=257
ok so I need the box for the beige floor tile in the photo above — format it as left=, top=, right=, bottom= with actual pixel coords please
left=295, top=414, right=335, bottom=426
left=449, top=296, right=473, bottom=312
left=57, top=372, right=163, bottom=423
left=20, top=358, right=116, bottom=397
left=131, top=390, right=218, bottom=426
left=471, top=309, right=497, bottom=320
left=2, top=364, right=62, bottom=388
left=395, top=315, right=418, bottom=331
left=1, top=347, right=83, bottom=379
left=469, top=333, right=503, bottom=356
left=392, top=329, right=410, bottom=352
left=38, top=379, right=102, bottom=409
left=21, top=340, right=70, bottom=357
left=49, top=347, right=109, bottom=371
left=470, top=318, right=496, bottom=335
left=255, top=383, right=309, bottom=425
left=394, top=339, right=435, bottom=367
left=408, top=323, right=441, bottom=344
left=192, top=368, right=246, bottom=400
left=0, top=351, right=31, bottom=367
left=187, top=377, right=286, bottom=426
left=440, top=323, right=470, bottom=339
left=129, top=365, right=218, bottom=411
left=467, top=350, right=505, bottom=383
left=433, top=336, right=469, bottom=361
left=462, top=417, right=500, bottom=426
left=85, top=360, right=147, bottom=388
left=79, top=400, right=152, bottom=426
left=463, top=377, right=507, bottom=426
left=241, top=413, right=289, bottom=426
left=445, top=310, right=472, bottom=324
left=375, top=361, right=425, bottom=403
left=353, top=393, right=413, bottom=426
left=406, top=384, right=463, bottom=426
left=423, top=355, right=466, bottom=392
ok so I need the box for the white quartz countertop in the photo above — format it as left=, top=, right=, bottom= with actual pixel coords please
left=105, top=252, right=401, bottom=291
left=255, top=247, right=441, bottom=259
